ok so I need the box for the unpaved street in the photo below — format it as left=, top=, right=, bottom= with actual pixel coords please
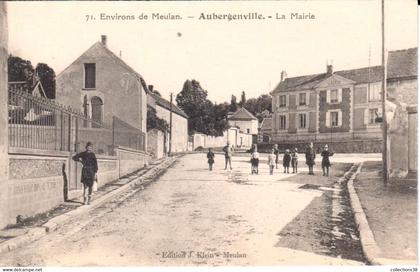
left=0, top=153, right=369, bottom=266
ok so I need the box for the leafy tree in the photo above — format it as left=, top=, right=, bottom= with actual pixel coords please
left=147, top=106, right=169, bottom=132
left=239, top=91, right=246, bottom=107
left=229, top=95, right=238, bottom=112
left=8, top=55, right=56, bottom=99
left=244, top=94, right=272, bottom=122
left=8, top=55, right=34, bottom=86
left=36, top=63, right=56, bottom=99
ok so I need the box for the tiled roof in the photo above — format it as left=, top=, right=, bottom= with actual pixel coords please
left=272, top=66, right=383, bottom=93
left=228, top=107, right=258, bottom=121
left=260, top=117, right=272, bottom=131
left=387, top=48, right=417, bottom=80
left=149, top=92, right=188, bottom=119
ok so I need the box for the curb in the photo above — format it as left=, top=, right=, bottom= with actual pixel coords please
left=0, top=156, right=178, bottom=255
left=347, top=162, right=417, bottom=266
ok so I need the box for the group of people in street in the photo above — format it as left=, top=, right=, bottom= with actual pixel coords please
left=207, top=141, right=334, bottom=176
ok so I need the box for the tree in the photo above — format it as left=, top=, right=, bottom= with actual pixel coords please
left=8, top=55, right=34, bottom=86
left=147, top=106, right=169, bottom=132
left=8, top=55, right=56, bottom=99
left=229, top=95, right=238, bottom=112
left=244, top=94, right=272, bottom=122
left=239, top=91, right=246, bottom=107
left=36, top=63, right=56, bottom=99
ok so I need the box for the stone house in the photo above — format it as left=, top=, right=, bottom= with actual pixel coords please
left=270, top=65, right=384, bottom=152
left=147, top=89, right=189, bottom=153
left=386, top=48, right=417, bottom=176
left=55, top=35, right=148, bottom=142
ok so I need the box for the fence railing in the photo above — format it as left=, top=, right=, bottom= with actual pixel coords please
left=113, top=116, right=146, bottom=152
left=8, top=86, right=146, bottom=154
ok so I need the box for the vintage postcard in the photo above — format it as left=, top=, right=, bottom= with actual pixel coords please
left=0, top=0, right=417, bottom=271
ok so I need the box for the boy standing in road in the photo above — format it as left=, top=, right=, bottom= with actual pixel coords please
left=223, top=142, right=234, bottom=170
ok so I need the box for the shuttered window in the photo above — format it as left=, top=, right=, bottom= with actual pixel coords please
left=279, top=115, right=287, bottom=130
left=299, top=113, right=307, bottom=129
left=84, top=63, right=96, bottom=89
left=299, top=93, right=306, bottom=106
left=279, top=95, right=287, bottom=107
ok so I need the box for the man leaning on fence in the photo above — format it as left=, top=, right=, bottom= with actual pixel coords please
left=72, top=142, right=98, bottom=205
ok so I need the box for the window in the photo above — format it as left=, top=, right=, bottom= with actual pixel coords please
left=247, top=128, right=250, bottom=133
left=369, top=108, right=378, bottom=124
left=279, top=95, right=287, bottom=107
left=330, top=111, right=339, bottom=127
left=279, top=115, right=287, bottom=130
left=330, top=89, right=338, bottom=103
left=299, top=93, right=307, bottom=106
left=299, top=113, right=307, bottom=129
left=84, top=63, right=96, bottom=89
left=91, top=96, right=103, bottom=128
left=369, top=84, right=381, bottom=101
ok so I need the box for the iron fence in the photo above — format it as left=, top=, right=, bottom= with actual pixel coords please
left=112, top=116, right=146, bottom=152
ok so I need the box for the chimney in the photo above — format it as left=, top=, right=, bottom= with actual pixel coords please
left=148, top=85, right=154, bottom=92
left=326, top=64, right=333, bottom=75
left=280, top=70, right=287, bottom=82
left=101, top=35, right=107, bottom=46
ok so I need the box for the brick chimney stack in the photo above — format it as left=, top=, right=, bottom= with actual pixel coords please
left=326, top=64, right=333, bottom=75
left=280, top=71, right=287, bottom=82
left=148, top=85, right=154, bottom=92
left=101, top=35, right=107, bottom=46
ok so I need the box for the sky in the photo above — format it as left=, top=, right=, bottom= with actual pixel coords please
left=6, top=0, right=418, bottom=103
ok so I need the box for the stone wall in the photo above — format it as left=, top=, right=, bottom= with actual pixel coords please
left=155, top=105, right=188, bottom=152
left=147, top=129, right=166, bottom=159
left=116, top=147, right=149, bottom=177
left=6, top=149, right=69, bottom=225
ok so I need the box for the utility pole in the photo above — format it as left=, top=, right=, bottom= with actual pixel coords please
left=381, top=0, right=388, bottom=184
left=169, top=92, right=173, bottom=156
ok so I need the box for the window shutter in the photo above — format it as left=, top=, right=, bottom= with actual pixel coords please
left=338, top=110, right=342, bottom=126
left=277, top=95, right=280, bottom=108
left=286, top=94, right=289, bottom=107
left=338, top=89, right=343, bottom=103
left=326, top=112, right=330, bottom=128
left=326, top=90, right=330, bottom=103
left=306, top=92, right=310, bottom=106
left=285, top=115, right=289, bottom=129
left=364, top=109, right=369, bottom=125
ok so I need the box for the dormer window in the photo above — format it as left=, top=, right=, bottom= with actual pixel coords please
left=84, top=63, right=96, bottom=89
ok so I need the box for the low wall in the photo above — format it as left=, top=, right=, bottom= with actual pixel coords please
left=258, top=139, right=382, bottom=153
left=116, top=146, right=150, bottom=177
left=6, top=148, right=69, bottom=225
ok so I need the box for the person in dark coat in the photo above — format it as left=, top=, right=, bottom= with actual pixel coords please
left=283, top=149, right=291, bottom=173
left=321, top=144, right=334, bottom=176
left=207, top=148, right=215, bottom=171
left=72, top=142, right=98, bottom=205
left=305, top=142, right=316, bottom=175
left=273, top=144, right=280, bottom=169
left=291, top=147, right=298, bottom=173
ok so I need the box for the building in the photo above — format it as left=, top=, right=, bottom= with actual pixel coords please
left=270, top=65, right=384, bottom=152
left=227, top=107, right=258, bottom=146
left=386, top=48, right=417, bottom=176
left=147, top=88, right=189, bottom=153
left=56, top=35, right=148, bottom=137
left=259, top=117, right=272, bottom=143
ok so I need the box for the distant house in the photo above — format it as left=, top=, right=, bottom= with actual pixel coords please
left=270, top=64, right=384, bottom=151
left=55, top=35, right=148, bottom=136
left=227, top=107, right=258, bottom=146
left=147, top=87, right=189, bottom=153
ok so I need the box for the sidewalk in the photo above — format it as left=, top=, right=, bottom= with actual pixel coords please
left=0, top=156, right=178, bottom=254
left=352, top=161, right=417, bottom=262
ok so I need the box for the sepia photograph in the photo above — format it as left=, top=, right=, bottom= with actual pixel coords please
left=0, top=0, right=417, bottom=270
